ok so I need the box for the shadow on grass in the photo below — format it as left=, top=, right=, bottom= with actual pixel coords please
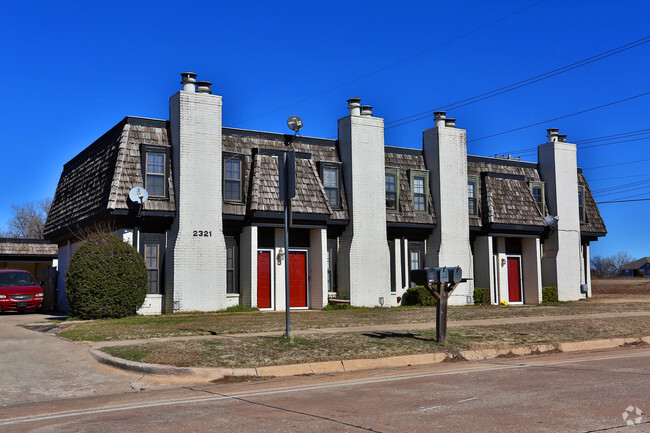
left=361, top=331, right=435, bottom=342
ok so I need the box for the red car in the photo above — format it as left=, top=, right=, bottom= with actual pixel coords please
left=0, top=270, right=44, bottom=312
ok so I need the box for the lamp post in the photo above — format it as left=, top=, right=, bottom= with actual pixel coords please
left=280, top=116, right=301, bottom=338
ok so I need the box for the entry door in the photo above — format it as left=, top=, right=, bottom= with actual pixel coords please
left=257, top=251, right=272, bottom=309
left=289, top=251, right=308, bottom=308
left=507, top=256, right=522, bottom=303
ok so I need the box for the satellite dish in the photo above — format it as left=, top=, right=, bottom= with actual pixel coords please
left=544, top=215, right=559, bottom=227
left=129, top=187, right=149, bottom=205
left=287, top=115, right=303, bottom=133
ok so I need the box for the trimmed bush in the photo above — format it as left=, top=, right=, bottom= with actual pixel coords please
left=402, top=286, right=437, bottom=307
left=473, top=287, right=491, bottom=305
left=542, top=286, right=559, bottom=304
left=66, top=233, right=148, bottom=319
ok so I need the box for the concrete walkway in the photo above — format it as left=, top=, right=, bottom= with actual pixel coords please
left=91, top=310, right=650, bottom=348
left=0, top=312, right=169, bottom=406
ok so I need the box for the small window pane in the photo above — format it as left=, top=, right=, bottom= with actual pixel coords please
left=147, top=153, right=164, bottom=175
left=225, top=180, right=241, bottom=201
left=468, top=181, right=477, bottom=215
left=324, top=168, right=338, bottom=187
left=225, top=160, right=241, bottom=180
left=385, top=174, right=396, bottom=192
left=325, top=188, right=339, bottom=207
left=410, top=251, right=420, bottom=271
left=147, top=174, right=165, bottom=197
left=414, top=195, right=425, bottom=211
left=413, top=177, right=425, bottom=194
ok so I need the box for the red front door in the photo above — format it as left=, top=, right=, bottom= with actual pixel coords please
left=507, top=256, right=522, bottom=303
left=289, top=251, right=307, bottom=308
left=257, top=251, right=272, bottom=309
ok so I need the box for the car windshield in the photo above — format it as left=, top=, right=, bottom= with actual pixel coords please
left=0, top=272, right=37, bottom=287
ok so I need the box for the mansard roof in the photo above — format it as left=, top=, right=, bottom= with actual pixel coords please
left=384, top=147, right=436, bottom=226
left=44, top=117, right=173, bottom=239
left=578, top=171, right=606, bottom=235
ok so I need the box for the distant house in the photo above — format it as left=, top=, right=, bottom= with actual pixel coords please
left=621, top=257, right=650, bottom=277
left=44, top=72, right=606, bottom=314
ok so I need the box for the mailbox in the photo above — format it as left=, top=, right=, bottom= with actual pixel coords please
left=446, top=266, right=462, bottom=283
left=410, top=267, right=452, bottom=285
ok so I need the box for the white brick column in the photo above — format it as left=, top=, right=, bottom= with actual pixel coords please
left=337, top=104, right=391, bottom=307
left=240, top=226, right=258, bottom=308
left=274, top=228, right=286, bottom=311
left=167, top=83, right=227, bottom=312
left=423, top=113, right=473, bottom=306
left=538, top=130, right=581, bottom=301
left=495, top=237, right=508, bottom=303
left=309, top=229, right=328, bottom=310
left=522, top=237, right=542, bottom=304
left=473, top=235, right=493, bottom=298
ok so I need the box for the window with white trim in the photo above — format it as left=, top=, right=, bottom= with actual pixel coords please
left=145, top=152, right=166, bottom=197
left=320, top=163, right=342, bottom=209
left=468, top=175, right=479, bottom=216
left=529, top=181, right=546, bottom=214
left=385, top=168, right=399, bottom=210
left=224, top=153, right=244, bottom=202
left=410, top=170, right=429, bottom=212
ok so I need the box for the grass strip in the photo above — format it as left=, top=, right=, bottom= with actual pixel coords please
left=101, top=316, right=650, bottom=368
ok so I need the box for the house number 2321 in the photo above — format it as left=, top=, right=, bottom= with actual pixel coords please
left=193, top=230, right=212, bottom=237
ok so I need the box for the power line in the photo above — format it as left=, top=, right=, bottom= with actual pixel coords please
left=589, top=173, right=650, bottom=182
left=593, top=184, right=650, bottom=197
left=597, top=197, right=650, bottom=204
left=591, top=179, right=650, bottom=193
left=385, top=35, right=650, bottom=129
left=467, top=91, right=650, bottom=143
left=494, top=128, right=650, bottom=158
left=229, top=0, right=547, bottom=127
left=582, top=157, right=650, bottom=170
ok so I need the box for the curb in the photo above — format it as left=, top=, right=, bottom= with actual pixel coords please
left=89, top=336, right=650, bottom=382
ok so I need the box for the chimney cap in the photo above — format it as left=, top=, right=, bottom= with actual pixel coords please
left=180, top=72, right=198, bottom=82
left=347, top=96, right=361, bottom=104
left=196, top=80, right=212, bottom=94
left=434, top=111, right=447, bottom=119
left=360, top=105, right=373, bottom=116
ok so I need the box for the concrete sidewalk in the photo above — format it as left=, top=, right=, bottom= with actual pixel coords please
left=91, top=310, right=650, bottom=348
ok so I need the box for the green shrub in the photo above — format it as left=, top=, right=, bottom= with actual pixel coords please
left=224, top=305, right=259, bottom=313
left=542, top=286, right=559, bottom=304
left=66, top=233, right=148, bottom=319
left=402, top=286, right=437, bottom=307
left=473, top=287, right=490, bottom=305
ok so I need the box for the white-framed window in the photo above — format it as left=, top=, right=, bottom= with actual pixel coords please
left=226, top=244, right=237, bottom=294
left=224, top=154, right=244, bottom=202
left=468, top=175, right=479, bottom=216
left=529, top=181, right=546, bottom=214
left=320, top=162, right=342, bottom=209
left=385, top=168, right=400, bottom=210
left=144, top=243, right=160, bottom=294
left=146, top=152, right=166, bottom=197
left=410, top=170, right=429, bottom=212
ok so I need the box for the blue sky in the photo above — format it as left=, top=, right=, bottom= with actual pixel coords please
left=1, top=0, right=648, bottom=259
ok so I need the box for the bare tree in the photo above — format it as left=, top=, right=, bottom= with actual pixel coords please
left=610, top=251, right=633, bottom=276
left=2, top=198, right=52, bottom=239
left=591, top=251, right=634, bottom=278
left=591, top=255, right=613, bottom=278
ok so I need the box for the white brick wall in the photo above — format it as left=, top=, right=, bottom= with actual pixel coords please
left=337, top=114, right=391, bottom=307
left=423, top=125, right=473, bottom=306
left=166, top=90, right=227, bottom=312
left=538, top=139, right=582, bottom=301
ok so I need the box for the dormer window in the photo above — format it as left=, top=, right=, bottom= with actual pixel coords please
left=410, top=170, right=429, bottom=212
left=224, top=153, right=244, bottom=202
left=385, top=168, right=399, bottom=210
left=320, top=162, right=341, bottom=209
left=142, top=145, right=170, bottom=198
left=530, top=181, right=546, bottom=214
left=468, top=175, right=479, bottom=215
left=578, top=186, right=586, bottom=222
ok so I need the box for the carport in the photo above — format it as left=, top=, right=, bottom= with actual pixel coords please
left=0, top=238, right=58, bottom=311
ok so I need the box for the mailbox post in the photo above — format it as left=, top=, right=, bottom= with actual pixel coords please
left=410, top=266, right=468, bottom=343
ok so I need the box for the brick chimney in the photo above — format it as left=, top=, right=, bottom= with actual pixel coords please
left=337, top=97, right=391, bottom=307
left=166, top=73, right=227, bottom=312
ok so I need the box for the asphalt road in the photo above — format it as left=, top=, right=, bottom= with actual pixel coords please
left=1, top=346, right=648, bottom=432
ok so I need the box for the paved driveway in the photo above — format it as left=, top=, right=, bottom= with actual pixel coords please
left=0, top=312, right=162, bottom=406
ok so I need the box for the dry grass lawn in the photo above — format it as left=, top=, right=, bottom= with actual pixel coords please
left=57, top=296, right=650, bottom=342
left=102, top=316, right=650, bottom=368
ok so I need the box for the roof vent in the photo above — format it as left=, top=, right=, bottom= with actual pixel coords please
left=434, top=111, right=447, bottom=128
left=180, top=72, right=197, bottom=92
left=360, top=105, right=373, bottom=117
left=347, top=96, right=361, bottom=116
left=444, top=118, right=456, bottom=128
left=558, top=134, right=567, bottom=142
left=196, top=81, right=212, bottom=94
